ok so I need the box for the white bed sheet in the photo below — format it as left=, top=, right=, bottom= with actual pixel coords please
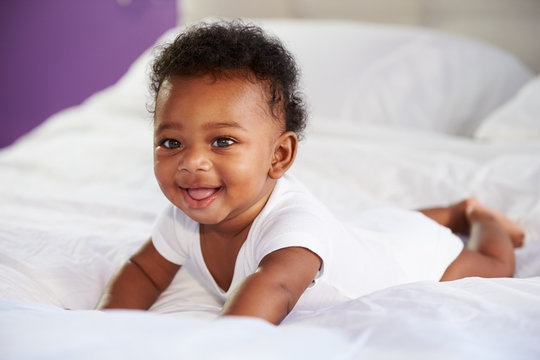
left=1, top=20, right=540, bottom=359
left=3, top=277, right=540, bottom=360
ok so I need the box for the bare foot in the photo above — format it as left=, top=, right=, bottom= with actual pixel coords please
left=465, top=199, right=525, bottom=248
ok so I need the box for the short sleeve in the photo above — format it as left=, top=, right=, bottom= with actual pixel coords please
left=151, top=204, right=198, bottom=265
left=254, top=230, right=330, bottom=285
left=248, top=190, right=335, bottom=285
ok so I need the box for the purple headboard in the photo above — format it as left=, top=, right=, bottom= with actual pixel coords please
left=0, top=0, right=177, bottom=148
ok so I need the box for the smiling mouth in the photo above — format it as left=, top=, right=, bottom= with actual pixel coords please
left=181, top=186, right=223, bottom=209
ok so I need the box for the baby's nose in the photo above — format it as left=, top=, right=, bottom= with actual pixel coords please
left=178, top=146, right=211, bottom=172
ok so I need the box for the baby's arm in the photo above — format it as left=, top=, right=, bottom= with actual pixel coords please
left=96, top=239, right=180, bottom=310
left=221, top=247, right=321, bottom=325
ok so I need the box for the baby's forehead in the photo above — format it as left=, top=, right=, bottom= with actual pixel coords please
left=159, top=73, right=286, bottom=130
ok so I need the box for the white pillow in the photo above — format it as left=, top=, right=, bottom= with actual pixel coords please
left=257, top=20, right=533, bottom=136
left=474, top=75, right=540, bottom=141
left=81, top=19, right=533, bottom=138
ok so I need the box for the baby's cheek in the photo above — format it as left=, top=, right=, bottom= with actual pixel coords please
left=232, top=161, right=267, bottom=182
left=153, top=164, right=165, bottom=184
left=154, top=162, right=175, bottom=192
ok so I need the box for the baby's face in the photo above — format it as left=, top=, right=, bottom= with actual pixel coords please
left=153, top=74, right=284, bottom=227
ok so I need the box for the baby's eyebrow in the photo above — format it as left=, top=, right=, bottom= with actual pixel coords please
left=155, top=120, right=247, bottom=134
left=155, top=121, right=182, bottom=133
left=202, top=121, right=247, bottom=131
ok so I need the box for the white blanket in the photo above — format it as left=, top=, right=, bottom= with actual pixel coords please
left=1, top=20, right=540, bottom=359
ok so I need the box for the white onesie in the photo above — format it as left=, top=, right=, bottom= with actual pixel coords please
left=152, top=173, right=463, bottom=311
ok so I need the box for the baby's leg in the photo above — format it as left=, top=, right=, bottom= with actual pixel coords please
left=439, top=200, right=524, bottom=281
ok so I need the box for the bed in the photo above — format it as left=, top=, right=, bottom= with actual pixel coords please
left=2, top=1, right=540, bottom=359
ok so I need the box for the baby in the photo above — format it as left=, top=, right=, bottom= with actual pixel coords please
left=97, top=21, right=524, bottom=325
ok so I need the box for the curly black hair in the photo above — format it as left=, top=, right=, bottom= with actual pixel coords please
left=150, top=20, right=307, bottom=139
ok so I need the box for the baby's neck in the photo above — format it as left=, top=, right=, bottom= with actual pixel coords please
left=199, top=222, right=252, bottom=292
left=200, top=221, right=252, bottom=244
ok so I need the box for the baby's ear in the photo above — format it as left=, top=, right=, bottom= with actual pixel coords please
left=269, top=131, right=298, bottom=179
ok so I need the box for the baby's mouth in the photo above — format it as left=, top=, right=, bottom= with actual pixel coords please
left=186, top=187, right=222, bottom=201
left=180, top=185, right=225, bottom=209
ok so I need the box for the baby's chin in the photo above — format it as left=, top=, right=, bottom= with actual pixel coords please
left=181, top=208, right=229, bottom=226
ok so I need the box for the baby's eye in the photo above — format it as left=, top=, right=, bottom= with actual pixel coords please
left=212, top=137, right=235, bottom=148
left=162, top=139, right=182, bottom=149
